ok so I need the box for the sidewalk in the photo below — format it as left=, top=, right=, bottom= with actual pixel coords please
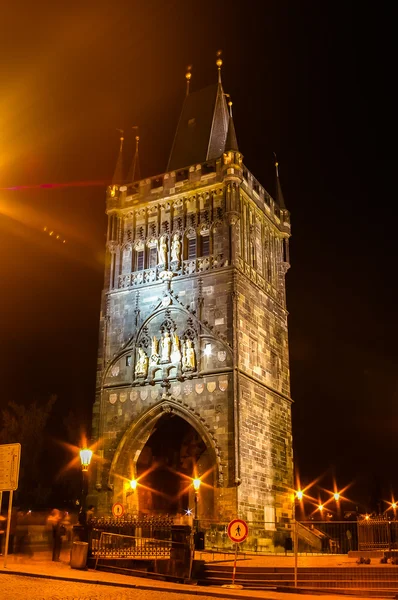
left=0, top=549, right=368, bottom=600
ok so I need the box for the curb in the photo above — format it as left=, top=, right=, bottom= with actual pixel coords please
left=0, top=568, right=274, bottom=600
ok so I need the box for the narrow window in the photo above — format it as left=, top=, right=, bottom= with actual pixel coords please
left=136, top=250, right=144, bottom=271
left=126, top=355, right=132, bottom=367
left=250, top=242, right=256, bottom=268
left=149, top=246, right=157, bottom=268
left=201, top=235, right=210, bottom=257
left=188, top=237, right=196, bottom=259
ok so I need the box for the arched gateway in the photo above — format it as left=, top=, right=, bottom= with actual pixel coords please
left=108, top=399, right=218, bottom=519
left=90, top=65, right=293, bottom=526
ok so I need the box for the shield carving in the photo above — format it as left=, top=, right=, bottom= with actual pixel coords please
left=184, top=382, right=193, bottom=395
left=109, top=393, right=117, bottom=405
left=119, top=393, right=127, bottom=403
left=207, top=382, right=216, bottom=393
left=195, top=383, right=204, bottom=394
left=219, top=379, right=228, bottom=392
left=140, top=389, right=148, bottom=401
left=217, top=351, right=226, bottom=363
left=172, top=384, right=182, bottom=397
left=111, top=365, right=120, bottom=376
left=130, top=391, right=138, bottom=402
left=151, top=389, right=158, bottom=400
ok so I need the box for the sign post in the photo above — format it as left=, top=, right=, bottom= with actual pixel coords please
left=0, top=443, right=21, bottom=568
left=222, top=518, right=249, bottom=589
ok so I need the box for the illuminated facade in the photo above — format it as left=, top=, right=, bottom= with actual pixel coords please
left=91, top=63, right=293, bottom=525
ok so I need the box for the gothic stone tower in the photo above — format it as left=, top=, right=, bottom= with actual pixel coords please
left=91, top=67, right=293, bottom=525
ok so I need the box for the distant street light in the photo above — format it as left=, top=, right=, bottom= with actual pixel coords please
left=296, top=490, right=303, bottom=501
left=130, top=479, right=138, bottom=490
left=333, top=492, right=340, bottom=502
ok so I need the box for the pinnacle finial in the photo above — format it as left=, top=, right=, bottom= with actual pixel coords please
left=216, top=50, right=223, bottom=83
left=185, top=65, right=192, bottom=96
left=117, top=128, right=124, bottom=150
left=273, top=152, right=279, bottom=177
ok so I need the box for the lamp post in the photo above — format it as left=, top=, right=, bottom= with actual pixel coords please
left=78, top=448, right=93, bottom=526
left=193, top=478, right=201, bottom=533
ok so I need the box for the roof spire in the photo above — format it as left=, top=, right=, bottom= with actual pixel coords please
left=112, top=129, right=124, bottom=185
left=225, top=100, right=239, bottom=152
left=128, top=126, right=141, bottom=182
left=216, top=50, right=223, bottom=83
left=185, top=65, right=192, bottom=97
left=274, top=152, right=287, bottom=209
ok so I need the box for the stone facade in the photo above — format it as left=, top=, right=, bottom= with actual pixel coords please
left=91, top=89, right=293, bottom=525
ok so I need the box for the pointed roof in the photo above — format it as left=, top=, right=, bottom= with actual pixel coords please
left=112, top=134, right=124, bottom=185
left=167, top=82, right=229, bottom=172
left=225, top=113, right=239, bottom=152
left=275, top=159, right=287, bottom=209
left=127, top=135, right=140, bottom=182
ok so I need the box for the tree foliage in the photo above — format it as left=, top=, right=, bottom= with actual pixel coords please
left=0, top=395, right=57, bottom=505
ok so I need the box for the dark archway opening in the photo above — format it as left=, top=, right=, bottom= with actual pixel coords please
left=136, top=413, right=212, bottom=516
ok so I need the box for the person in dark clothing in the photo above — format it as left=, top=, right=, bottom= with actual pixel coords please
left=47, top=509, right=62, bottom=561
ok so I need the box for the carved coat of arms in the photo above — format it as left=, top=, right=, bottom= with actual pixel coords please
left=219, top=379, right=228, bottom=392
left=207, top=382, right=216, bottom=393
left=217, top=351, right=226, bottom=362
left=195, top=383, right=204, bottom=394
left=119, top=393, right=127, bottom=403
left=109, top=393, right=117, bottom=405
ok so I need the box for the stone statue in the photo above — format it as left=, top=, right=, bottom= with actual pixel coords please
left=158, top=236, right=168, bottom=266
left=171, top=234, right=181, bottom=264
left=182, top=339, right=196, bottom=371
left=135, top=347, right=148, bottom=377
left=150, top=336, right=160, bottom=365
left=160, top=331, right=172, bottom=362
left=170, top=332, right=181, bottom=363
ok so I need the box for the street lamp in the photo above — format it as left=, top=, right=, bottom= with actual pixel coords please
left=193, top=478, right=201, bottom=532
left=130, top=479, right=137, bottom=490
left=78, top=448, right=93, bottom=525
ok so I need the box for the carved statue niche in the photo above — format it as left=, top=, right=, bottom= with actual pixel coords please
left=150, top=336, right=160, bottom=366
left=170, top=332, right=181, bottom=363
left=160, top=331, right=172, bottom=363
left=158, top=235, right=168, bottom=266
left=171, top=234, right=181, bottom=265
left=135, top=347, right=149, bottom=378
left=182, top=339, right=196, bottom=371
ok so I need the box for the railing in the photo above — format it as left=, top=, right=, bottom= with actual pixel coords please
left=93, top=531, right=173, bottom=562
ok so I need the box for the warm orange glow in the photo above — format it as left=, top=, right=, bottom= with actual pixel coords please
left=318, top=504, right=324, bottom=512
left=333, top=492, right=340, bottom=501
left=130, top=479, right=137, bottom=490
left=365, top=514, right=370, bottom=520
left=296, top=490, right=303, bottom=501
left=193, top=478, right=201, bottom=491
left=392, top=503, right=397, bottom=510
left=79, top=448, right=93, bottom=471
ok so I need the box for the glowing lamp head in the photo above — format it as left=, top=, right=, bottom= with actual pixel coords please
left=392, top=503, right=397, bottom=510
left=130, top=479, right=137, bottom=490
left=296, top=490, right=303, bottom=501
left=79, top=448, right=93, bottom=471
left=334, top=492, right=340, bottom=501
left=193, top=478, right=201, bottom=491
left=318, top=504, right=324, bottom=512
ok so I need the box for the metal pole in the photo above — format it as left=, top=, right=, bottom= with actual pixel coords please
left=194, top=491, right=199, bottom=533
left=3, top=490, right=13, bottom=568
left=294, top=519, right=298, bottom=588
left=232, top=542, right=238, bottom=585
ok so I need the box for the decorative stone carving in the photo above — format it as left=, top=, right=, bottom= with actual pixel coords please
left=182, top=339, right=196, bottom=371
left=158, top=235, right=168, bottom=266
left=171, top=234, right=181, bottom=264
left=160, top=331, right=172, bottom=363
left=135, top=347, right=148, bottom=377
left=171, top=333, right=181, bottom=363
left=150, top=336, right=160, bottom=365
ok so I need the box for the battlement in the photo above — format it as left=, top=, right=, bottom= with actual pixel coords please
left=106, top=157, right=290, bottom=234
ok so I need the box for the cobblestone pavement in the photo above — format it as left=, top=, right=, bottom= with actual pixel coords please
left=0, top=574, right=220, bottom=600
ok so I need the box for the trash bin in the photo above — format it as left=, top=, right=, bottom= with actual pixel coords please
left=70, top=541, right=88, bottom=570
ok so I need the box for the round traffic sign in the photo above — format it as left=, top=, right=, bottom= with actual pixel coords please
left=227, top=518, right=249, bottom=543
left=112, top=502, right=125, bottom=517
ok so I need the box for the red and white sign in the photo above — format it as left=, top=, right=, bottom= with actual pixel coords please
left=227, top=519, right=249, bottom=543
left=112, top=502, right=125, bottom=518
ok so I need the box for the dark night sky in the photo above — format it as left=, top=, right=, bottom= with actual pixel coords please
left=0, top=1, right=396, bottom=508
